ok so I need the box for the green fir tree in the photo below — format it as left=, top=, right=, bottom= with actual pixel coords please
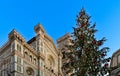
left=62, top=8, right=111, bottom=76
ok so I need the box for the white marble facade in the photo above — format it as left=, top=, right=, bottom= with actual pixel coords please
left=0, top=24, right=63, bottom=76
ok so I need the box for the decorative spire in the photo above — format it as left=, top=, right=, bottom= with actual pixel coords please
left=34, top=23, right=45, bottom=35
left=8, top=29, right=25, bottom=42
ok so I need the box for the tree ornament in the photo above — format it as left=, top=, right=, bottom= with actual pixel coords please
left=101, top=53, right=105, bottom=57
left=107, top=59, right=110, bottom=62
left=98, top=41, right=102, bottom=46
left=104, top=63, right=108, bottom=67
left=93, top=40, right=96, bottom=44
left=81, top=23, right=85, bottom=27
left=80, top=35, right=83, bottom=38
left=87, top=48, right=90, bottom=51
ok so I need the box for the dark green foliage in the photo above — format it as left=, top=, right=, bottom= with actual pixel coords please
left=63, top=8, right=111, bottom=76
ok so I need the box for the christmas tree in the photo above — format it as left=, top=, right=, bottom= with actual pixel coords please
left=62, top=8, right=111, bottom=76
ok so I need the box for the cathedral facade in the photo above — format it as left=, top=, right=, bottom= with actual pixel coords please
left=0, top=24, right=63, bottom=76
left=110, top=49, right=120, bottom=76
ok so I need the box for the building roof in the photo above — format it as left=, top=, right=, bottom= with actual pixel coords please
left=27, top=37, right=36, bottom=44
left=57, top=33, right=71, bottom=43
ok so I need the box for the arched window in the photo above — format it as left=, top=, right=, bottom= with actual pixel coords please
left=30, top=55, right=32, bottom=62
left=34, top=58, right=36, bottom=64
left=25, top=52, right=28, bottom=58
left=17, top=57, right=21, bottom=64
left=17, top=44, right=21, bottom=52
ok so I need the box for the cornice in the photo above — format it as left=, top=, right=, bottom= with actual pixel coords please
left=112, top=49, right=120, bottom=57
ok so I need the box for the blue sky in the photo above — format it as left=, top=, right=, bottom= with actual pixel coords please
left=0, top=0, right=120, bottom=57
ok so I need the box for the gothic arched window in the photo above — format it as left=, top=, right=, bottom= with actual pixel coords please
left=30, top=55, right=32, bottom=62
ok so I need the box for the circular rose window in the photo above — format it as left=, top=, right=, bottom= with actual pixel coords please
left=26, top=68, right=34, bottom=75
left=26, top=70, right=32, bottom=75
